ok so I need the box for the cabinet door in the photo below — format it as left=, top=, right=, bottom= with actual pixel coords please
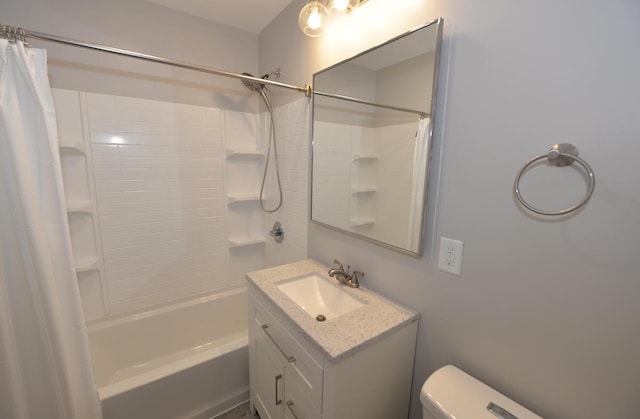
left=253, top=328, right=285, bottom=419
left=283, top=369, right=322, bottom=419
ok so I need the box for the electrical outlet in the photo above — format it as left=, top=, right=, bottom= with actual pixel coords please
left=438, top=237, right=463, bottom=275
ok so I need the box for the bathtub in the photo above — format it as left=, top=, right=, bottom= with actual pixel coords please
left=87, top=286, right=249, bottom=419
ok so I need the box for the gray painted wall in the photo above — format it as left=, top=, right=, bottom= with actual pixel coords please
left=3, top=0, right=640, bottom=418
left=261, top=1, right=640, bottom=418
left=1, top=0, right=260, bottom=110
left=376, top=51, right=435, bottom=115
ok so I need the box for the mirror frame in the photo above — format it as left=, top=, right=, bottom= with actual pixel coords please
left=310, top=18, right=443, bottom=257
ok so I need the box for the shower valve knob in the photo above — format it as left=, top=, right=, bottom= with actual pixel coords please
left=270, top=222, right=284, bottom=244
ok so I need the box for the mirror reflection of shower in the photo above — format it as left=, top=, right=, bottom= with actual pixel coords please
left=241, top=70, right=283, bottom=213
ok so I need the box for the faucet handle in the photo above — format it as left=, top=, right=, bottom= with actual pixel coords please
left=351, top=271, right=364, bottom=279
left=332, top=259, right=344, bottom=270
left=350, top=271, right=364, bottom=286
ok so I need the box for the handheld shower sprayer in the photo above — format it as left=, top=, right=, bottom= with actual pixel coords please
left=240, top=69, right=283, bottom=213
left=240, top=69, right=281, bottom=113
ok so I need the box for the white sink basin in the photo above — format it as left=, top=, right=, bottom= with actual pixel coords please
left=276, top=273, right=365, bottom=320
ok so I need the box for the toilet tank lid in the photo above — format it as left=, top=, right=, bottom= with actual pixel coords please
left=420, top=365, right=543, bottom=419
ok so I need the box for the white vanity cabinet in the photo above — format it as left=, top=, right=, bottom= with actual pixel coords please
left=249, top=285, right=418, bottom=419
left=250, top=290, right=323, bottom=419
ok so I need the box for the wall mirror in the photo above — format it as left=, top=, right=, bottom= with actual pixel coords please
left=311, top=18, right=443, bottom=257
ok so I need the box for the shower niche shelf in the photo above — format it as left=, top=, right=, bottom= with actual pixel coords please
left=54, top=88, right=109, bottom=320
left=225, top=149, right=265, bottom=159
left=76, top=270, right=104, bottom=320
left=66, top=200, right=93, bottom=214
left=350, top=217, right=375, bottom=228
left=226, top=193, right=265, bottom=244
left=224, top=110, right=267, bottom=285
left=349, top=143, right=378, bottom=233
left=60, top=147, right=91, bottom=204
left=228, top=236, right=267, bottom=248
left=351, top=185, right=377, bottom=194
left=227, top=193, right=261, bottom=205
left=74, top=257, right=100, bottom=273
left=349, top=197, right=376, bottom=228
left=59, top=143, right=88, bottom=154
left=67, top=207, right=98, bottom=268
left=352, top=154, right=379, bottom=162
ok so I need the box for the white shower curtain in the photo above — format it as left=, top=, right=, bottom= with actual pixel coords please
left=0, top=40, right=102, bottom=419
left=407, top=117, right=430, bottom=251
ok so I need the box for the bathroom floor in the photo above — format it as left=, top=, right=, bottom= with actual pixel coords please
left=214, top=402, right=258, bottom=419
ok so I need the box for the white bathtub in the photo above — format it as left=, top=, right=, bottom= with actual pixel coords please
left=87, top=286, right=249, bottom=419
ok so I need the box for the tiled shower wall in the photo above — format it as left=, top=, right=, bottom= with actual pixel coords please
left=87, top=93, right=229, bottom=314
left=54, top=89, right=309, bottom=318
left=266, top=99, right=310, bottom=267
left=375, top=122, right=419, bottom=248
left=310, top=121, right=353, bottom=230
left=312, top=119, right=417, bottom=247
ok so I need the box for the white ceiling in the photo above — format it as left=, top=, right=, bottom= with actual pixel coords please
left=146, top=0, right=295, bottom=34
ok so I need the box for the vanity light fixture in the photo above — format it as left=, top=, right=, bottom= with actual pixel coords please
left=298, top=0, right=369, bottom=37
left=326, top=0, right=359, bottom=16
left=298, top=1, right=329, bottom=37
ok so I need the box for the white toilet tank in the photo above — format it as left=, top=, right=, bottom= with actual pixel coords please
left=420, top=365, right=543, bottom=419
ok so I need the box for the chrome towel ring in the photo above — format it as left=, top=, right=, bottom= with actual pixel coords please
left=514, top=143, right=595, bottom=216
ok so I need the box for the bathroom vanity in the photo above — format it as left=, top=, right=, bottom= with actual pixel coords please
left=247, top=260, right=418, bottom=419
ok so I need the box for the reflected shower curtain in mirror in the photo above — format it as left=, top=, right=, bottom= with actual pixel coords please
left=0, top=40, right=102, bottom=419
left=408, top=117, right=430, bottom=250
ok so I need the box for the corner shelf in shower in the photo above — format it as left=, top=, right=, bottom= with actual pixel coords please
left=225, top=149, right=265, bottom=159
left=66, top=200, right=93, bottom=213
left=223, top=110, right=269, bottom=285
left=352, top=154, right=379, bottom=162
left=74, top=256, right=100, bottom=273
left=350, top=217, right=375, bottom=228
left=227, top=193, right=261, bottom=204
left=54, top=89, right=110, bottom=320
left=59, top=143, right=88, bottom=155
left=228, top=236, right=267, bottom=248
left=351, top=185, right=377, bottom=194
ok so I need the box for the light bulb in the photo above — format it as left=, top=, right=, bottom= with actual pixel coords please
left=298, top=1, right=330, bottom=37
left=326, top=0, right=359, bottom=16
left=308, top=7, right=322, bottom=29
left=334, top=0, right=349, bottom=11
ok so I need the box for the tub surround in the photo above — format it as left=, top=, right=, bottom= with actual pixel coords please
left=246, top=259, right=418, bottom=361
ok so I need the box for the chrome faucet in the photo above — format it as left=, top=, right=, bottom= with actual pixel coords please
left=328, top=259, right=364, bottom=288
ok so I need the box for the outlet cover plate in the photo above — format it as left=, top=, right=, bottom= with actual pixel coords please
left=438, top=237, right=463, bottom=275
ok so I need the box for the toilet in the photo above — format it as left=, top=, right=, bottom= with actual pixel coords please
left=421, top=365, right=543, bottom=419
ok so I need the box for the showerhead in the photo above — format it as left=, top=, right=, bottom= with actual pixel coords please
left=241, top=69, right=281, bottom=113
left=240, top=69, right=281, bottom=92
left=241, top=72, right=264, bottom=93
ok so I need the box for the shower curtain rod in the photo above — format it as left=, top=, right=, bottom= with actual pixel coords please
left=314, top=90, right=429, bottom=118
left=5, top=26, right=426, bottom=117
left=11, top=26, right=313, bottom=97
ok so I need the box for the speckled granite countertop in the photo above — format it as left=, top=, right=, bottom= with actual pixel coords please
left=246, top=259, right=419, bottom=362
